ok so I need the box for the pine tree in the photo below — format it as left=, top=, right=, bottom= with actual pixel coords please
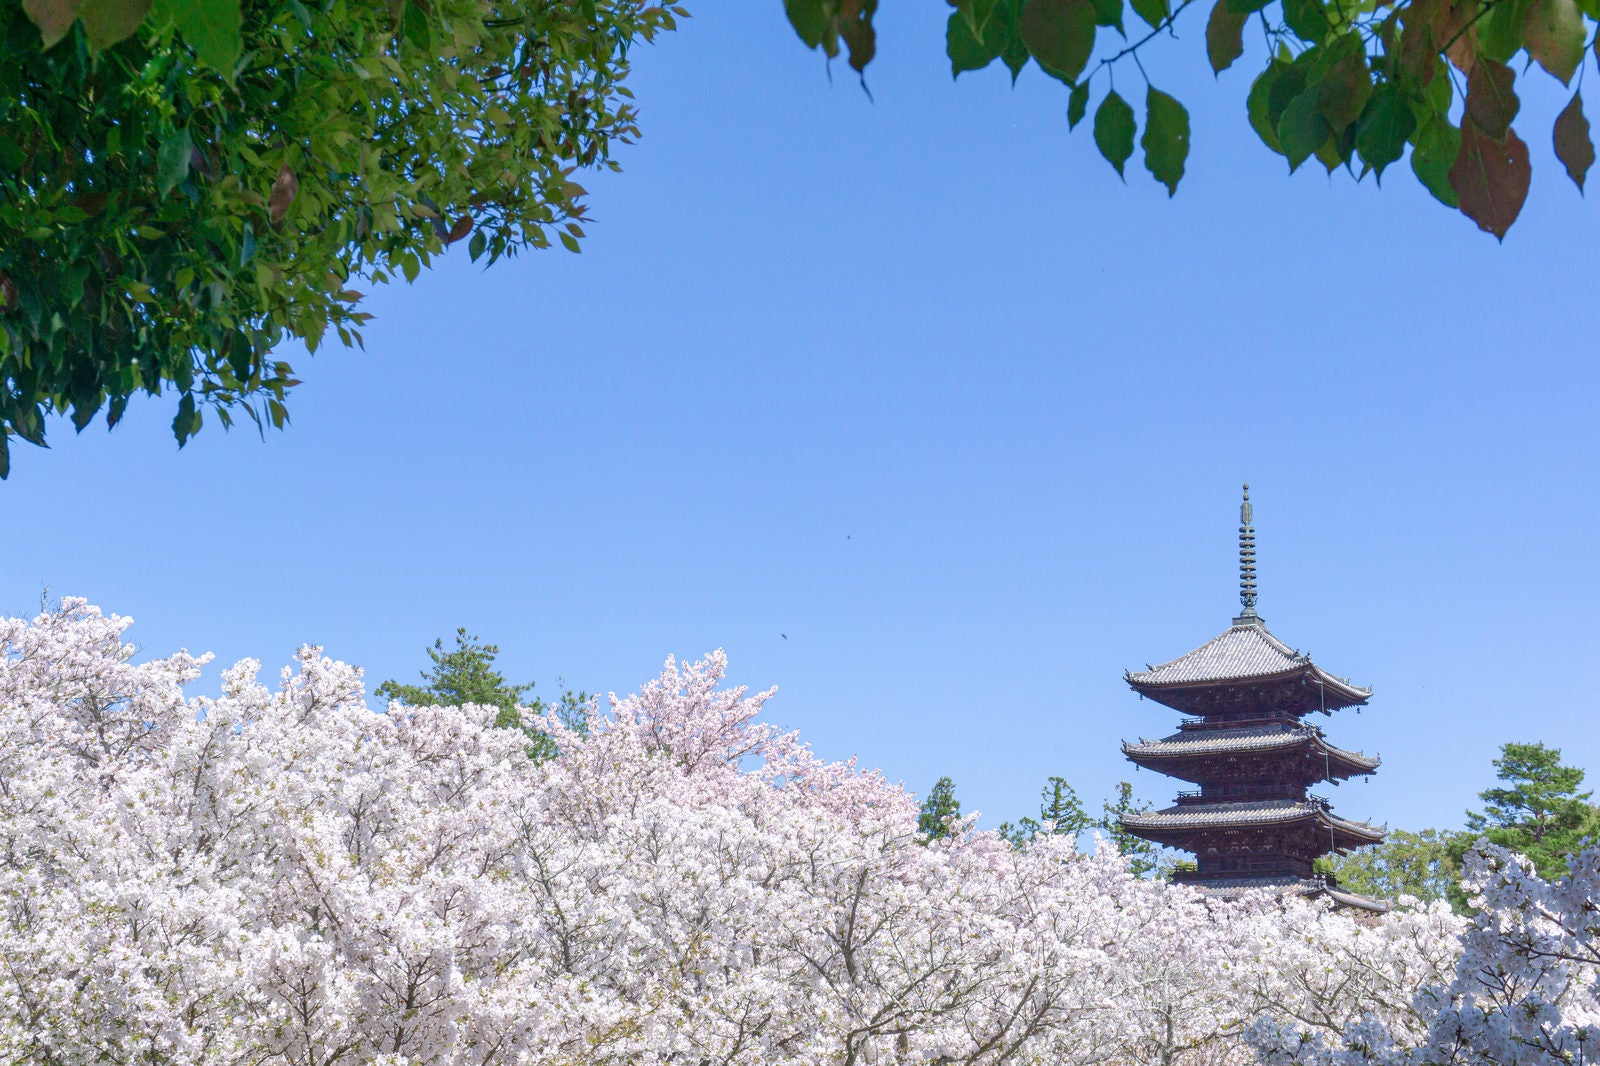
left=999, top=776, right=1089, bottom=846
left=377, top=629, right=587, bottom=762
left=1458, top=742, right=1600, bottom=881
left=918, top=776, right=963, bottom=840
left=1097, top=781, right=1171, bottom=878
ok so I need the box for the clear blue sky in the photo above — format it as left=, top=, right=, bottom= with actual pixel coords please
left=6, top=4, right=1598, bottom=836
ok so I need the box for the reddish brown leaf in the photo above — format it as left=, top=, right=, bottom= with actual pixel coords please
left=0, top=274, right=16, bottom=311
left=1553, top=91, right=1594, bottom=191
left=268, top=165, right=298, bottom=224
left=1449, top=122, right=1530, bottom=239
left=1205, top=0, right=1245, bottom=73
left=1445, top=29, right=1478, bottom=75
left=837, top=0, right=877, bottom=73
left=1319, top=41, right=1373, bottom=132
left=1524, top=0, right=1584, bottom=84
left=1401, top=0, right=1476, bottom=79
left=1465, top=58, right=1518, bottom=139
left=21, top=0, right=80, bottom=46
left=21, top=0, right=84, bottom=44
left=73, top=192, right=109, bottom=215
left=445, top=216, right=473, bottom=245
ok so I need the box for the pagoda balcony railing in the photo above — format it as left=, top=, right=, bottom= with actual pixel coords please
left=1177, top=710, right=1305, bottom=730
left=1174, top=786, right=1307, bottom=805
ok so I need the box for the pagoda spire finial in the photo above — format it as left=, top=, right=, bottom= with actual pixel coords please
left=1234, top=482, right=1263, bottom=626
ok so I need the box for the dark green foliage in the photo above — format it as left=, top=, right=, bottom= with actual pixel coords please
left=1, top=0, right=677, bottom=473
left=377, top=629, right=587, bottom=762
left=1097, top=780, right=1171, bottom=877
left=784, top=0, right=1599, bottom=237
left=998, top=776, right=1089, bottom=845
left=996, top=776, right=1171, bottom=875
left=1457, top=741, right=1600, bottom=882
left=918, top=776, right=964, bottom=840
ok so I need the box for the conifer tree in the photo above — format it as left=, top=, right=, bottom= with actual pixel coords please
left=999, top=776, right=1089, bottom=846
left=1098, top=781, right=1171, bottom=878
left=917, top=776, right=963, bottom=840
left=377, top=629, right=586, bottom=762
left=1457, top=741, right=1600, bottom=881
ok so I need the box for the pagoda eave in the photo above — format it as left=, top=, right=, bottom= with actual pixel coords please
left=1121, top=730, right=1380, bottom=782
left=1124, top=621, right=1371, bottom=716
left=1126, top=667, right=1370, bottom=716
left=1118, top=801, right=1385, bottom=852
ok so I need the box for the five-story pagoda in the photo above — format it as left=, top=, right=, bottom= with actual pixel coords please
left=1118, top=486, right=1387, bottom=909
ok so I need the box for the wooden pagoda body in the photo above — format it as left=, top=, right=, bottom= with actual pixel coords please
left=1119, top=488, right=1387, bottom=910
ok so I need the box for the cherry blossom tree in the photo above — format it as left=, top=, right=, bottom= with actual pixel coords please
left=0, top=598, right=1470, bottom=1066
left=1249, top=843, right=1598, bottom=1066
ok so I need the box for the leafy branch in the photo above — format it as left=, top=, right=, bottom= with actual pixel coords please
left=783, top=0, right=1599, bottom=239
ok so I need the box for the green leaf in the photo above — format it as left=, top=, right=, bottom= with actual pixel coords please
left=157, top=128, right=193, bottom=197
left=784, top=0, right=828, bottom=46
left=1553, top=91, right=1594, bottom=190
left=239, top=223, right=257, bottom=268
left=1094, top=90, right=1137, bottom=176
left=228, top=334, right=252, bottom=382
left=1449, top=121, right=1530, bottom=238
left=12, top=406, right=45, bottom=447
left=1478, top=0, right=1534, bottom=62
left=402, top=0, right=430, bottom=49
left=1278, top=88, right=1331, bottom=171
left=1354, top=84, right=1415, bottom=179
left=948, top=11, right=1002, bottom=74
left=1282, top=0, right=1330, bottom=39
left=995, top=0, right=1031, bottom=80
left=1068, top=81, right=1090, bottom=128
left=1090, top=0, right=1124, bottom=32
left=0, top=433, right=9, bottom=480
left=1421, top=59, right=1454, bottom=118
left=1225, top=0, right=1271, bottom=15
left=154, top=0, right=240, bottom=74
left=1411, top=117, right=1462, bottom=206
left=559, top=231, right=581, bottom=253
left=77, top=0, right=150, bottom=51
left=957, top=0, right=1001, bottom=34
left=22, top=0, right=82, bottom=47
left=173, top=391, right=197, bottom=445
left=1142, top=87, right=1189, bottom=194
left=1268, top=54, right=1312, bottom=127
left=1205, top=1, right=1246, bottom=72
left=1129, top=0, right=1168, bottom=31
left=468, top=230, right=488, bottom=261
left=1465, top=57, right=1519, bottom=140
left=1316, top=123, right=1355, bottom=171
left=1524, top=0, right=1585, bottom=84
left=1248, top=62, right=1289, bottom=152
left=1020, top=0, right=1096, bottom=83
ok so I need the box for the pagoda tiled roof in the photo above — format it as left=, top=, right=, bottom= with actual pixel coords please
left=1119, top=799, right=1385, bottom=841
left=1126, top=622, right=1370, bottom=709
left=1122, top=724, right=1379, bottom=771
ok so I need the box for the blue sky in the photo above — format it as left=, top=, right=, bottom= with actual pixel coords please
left=5, top=3, right=1598, bottom=836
